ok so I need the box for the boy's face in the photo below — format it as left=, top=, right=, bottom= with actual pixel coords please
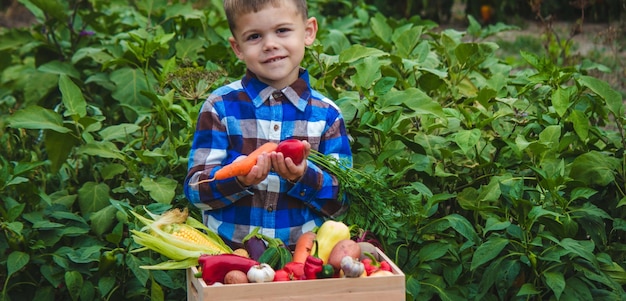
left=228, top=1, right=317, bottom=89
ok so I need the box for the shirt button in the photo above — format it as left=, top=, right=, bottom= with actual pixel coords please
left=273, top=92, right=282, bottom=100
left=267, top=205, right=273, bottom=212
left=273, top=124, right=279, bottom=131
left=300, top=190, right=306, bottom=197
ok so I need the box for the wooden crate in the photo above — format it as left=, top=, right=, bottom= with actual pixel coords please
left=187, top=248, right=405, bottom=301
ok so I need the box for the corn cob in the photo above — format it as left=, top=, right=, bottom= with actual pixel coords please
left=163, top=222, right=229, bottom=253
left=130, top=207, right=232, bottom=269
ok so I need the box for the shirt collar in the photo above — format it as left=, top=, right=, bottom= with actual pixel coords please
left=242, top=68, right=311, bottom=112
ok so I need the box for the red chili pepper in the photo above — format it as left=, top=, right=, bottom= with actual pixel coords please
left=198, top=254, right=259, bottom=285
left=304, top=240, right=324, bottom=279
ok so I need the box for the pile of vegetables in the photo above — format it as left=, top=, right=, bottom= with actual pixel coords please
left=130, top=140, right=399, bottom=284
left=196, top=220, right=396, bottom=285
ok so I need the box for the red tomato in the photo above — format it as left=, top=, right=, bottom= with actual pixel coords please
left=276, top=139, right=305, bottom=165
left=273, top=269, right=291, bottom=281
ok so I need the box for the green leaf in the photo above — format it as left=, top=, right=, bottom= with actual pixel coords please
left=141, top=176, right=178, bottom=204
left=471, top=236, right=509, bottom=271
left=559, top=238, right=596, bottom=264
left=455, top=129, right=481, bottom=156
left=175, top=38, right=205, bottom=61
left=380, top=88, right=445, bottom=119
left=454, top=42, right=497, bottom=67
left=484, top=218, right=511, bottom=235
left=65, top=270, right=83, bottom=301
left=351, top=56, right=381, bottom=88
left=101, top=163, right=127, bottom=180
left=428, top=214, right=480, bottom=245
left=579, top=75, right=623, bottom=118
left=45, top=130, right=80, bottom=172
left=98, top=276, right=116, bottom=297
left=59, top=75, right=87, bottom=118
left=405, top=276, right=421, bottom=298
left=110, top=67, right=154, bottom=120
left=418, top=241, right=450, bottom=262
left=539, top=125, right=561, bottom=147
left=99, top=123, right=141, bottom=141
left=520, top=50, right=541, bottom=70
left=72, top=47, right=115, bottom=64
left=570, top=187, right=597, bottom=202
left=78, top=182, right=111, bottom=216
left=33, top=220, right=65, bottom=229
left=67, top=245, right=102, bottom=264
left=325, top=29, right=351, bottom=54
left=39, top=61, right=80, bottom=79
left=561, top=277, right=593, bottom=300
left=393, top=26, right=423, bottom=58
left=76, top=142, right=124, bottom=160
left=126, top=254, right=150, bottom=286
left=568, top=110, right=589, bottom=141
left=29, top=0, right=68, bottom=21
left=528, top=206, right=561, bottom=225
left=6, top=105, right=71, bottom=133
left=552, top=86, right=574, bottom=117
left=5, top=221, right=23, bottom=235
left=90, top=205, right=117, bottom=236
left=151, top=278, right=165, bottom=301
left=7, top=251, right=29, bottom=278
left=544, top=271, right=565, bottom=299
left=339, top=44, right=387, bottom=64
left=466, top=14, right=482, bottom=37
left=569, top=151, right=619, bottom=186
left=370, top=13, right=392, bottom=43
left=516, top=283, right=540, bottom=296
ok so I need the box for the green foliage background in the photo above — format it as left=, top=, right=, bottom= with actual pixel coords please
left=1, top=0, right=625, bottom=300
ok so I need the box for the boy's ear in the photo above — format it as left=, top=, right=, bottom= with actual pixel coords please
left=304, top=17, right=318, bottom=46
left=229, top=36, right=244, bottom=59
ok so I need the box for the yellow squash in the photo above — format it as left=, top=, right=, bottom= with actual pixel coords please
left=311, top=220, right=350, bottom=264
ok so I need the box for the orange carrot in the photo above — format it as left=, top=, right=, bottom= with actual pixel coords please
left=292, top=231, right=316, bottom=263
left=190, top=142, right=278, bottom=185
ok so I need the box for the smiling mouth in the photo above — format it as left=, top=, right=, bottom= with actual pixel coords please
left=264, top=56, right=286, bottom=63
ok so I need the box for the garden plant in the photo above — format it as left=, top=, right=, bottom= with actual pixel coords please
left=1, top=0, right=625, bottom=300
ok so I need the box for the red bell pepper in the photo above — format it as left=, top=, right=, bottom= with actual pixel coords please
left=304, top=240, right=324, bottom=279
left=198, top=254, right=259, bottom=285
left=380, top=260, right=392, bottom=272
left=361, top=258, right=377, bottom=276
left=283, top=261, right=306, bottom=280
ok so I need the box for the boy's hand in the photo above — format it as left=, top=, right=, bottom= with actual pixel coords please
left=236, top=152, right=272, bottom=186
left=271, top=140, right=310, bottom=183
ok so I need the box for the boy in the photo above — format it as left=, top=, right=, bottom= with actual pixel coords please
left=184, top=0, right=353, bottom=248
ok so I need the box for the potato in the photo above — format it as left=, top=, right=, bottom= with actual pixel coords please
left=327, top=239, right=361, bottom=270
left=223, top=270, right=249, bottom=284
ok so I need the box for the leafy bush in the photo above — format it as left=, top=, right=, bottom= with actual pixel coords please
left=1, top=0, right=625, bottom=300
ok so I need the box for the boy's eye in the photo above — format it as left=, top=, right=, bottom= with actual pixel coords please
left=246, top=33, right=261, bottom=41
left=277, top=28, right=290, bottom=34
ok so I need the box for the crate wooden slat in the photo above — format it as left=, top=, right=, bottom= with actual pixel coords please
left=187, top=247, right=405, bottom=301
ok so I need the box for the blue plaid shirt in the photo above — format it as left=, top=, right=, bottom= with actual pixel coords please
left=184, top=68, right=352, bottom=247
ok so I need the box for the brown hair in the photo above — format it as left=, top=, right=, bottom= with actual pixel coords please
left=223, top=0, right=308, bottom=32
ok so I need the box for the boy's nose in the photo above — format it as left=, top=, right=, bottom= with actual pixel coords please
left=262, top=36, right=279, bottom=51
